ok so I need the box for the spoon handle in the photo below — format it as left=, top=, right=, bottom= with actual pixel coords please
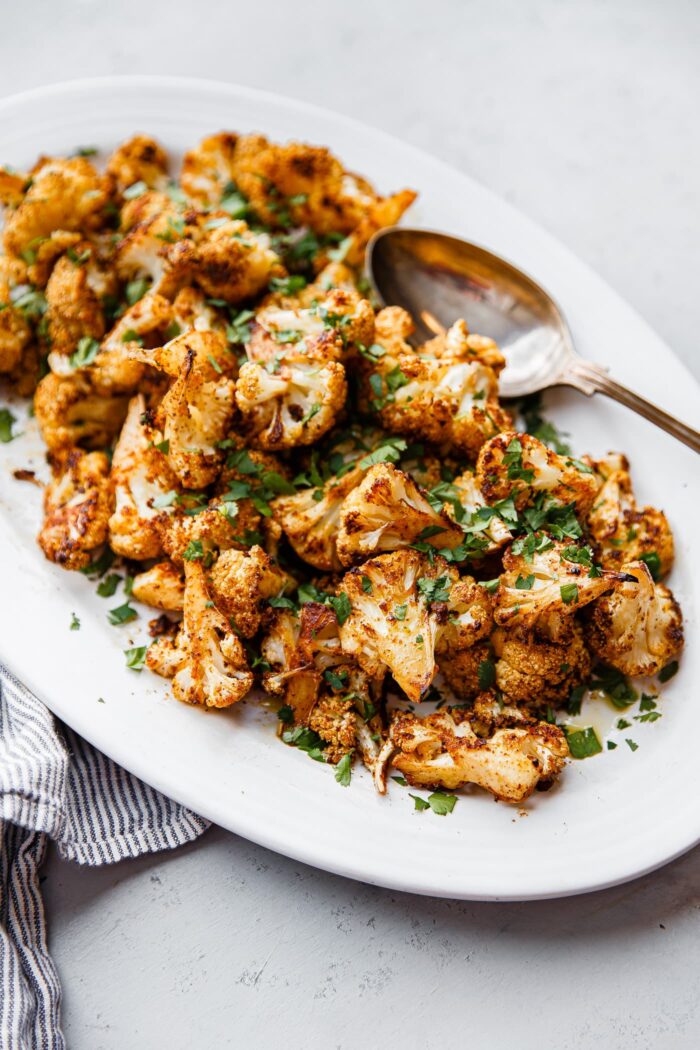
left=562, top=360, right=700, bottom=454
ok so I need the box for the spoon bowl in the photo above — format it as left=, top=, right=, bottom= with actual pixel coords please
left=366, top=227, right=700, bottom=452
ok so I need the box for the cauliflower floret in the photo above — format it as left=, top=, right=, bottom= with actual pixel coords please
left=235, top=356, right=346, bottom=450
left=208, top=545, right=290, bottom=638
left=108, top=394, right=180, bottom=560
left=162, top=560, right=254, bottom=708
left=146, top=633, right=186, bottom=679
left=271, top=465, right=364, bottom=572
left=420, top=319, right=505, bottom=373
left=494, top=539, right=628, bottom=632
left=171, top=286, right=222, bottom=334
left=158, top=497, right=260, bottom=566
left=114, top=192, right=194, bottom=296
left=248, top=289, right=373, bottom=363
left=338, top=550, right=459, bottom=703
left=167, top=219, right=281, bottom=304
left=435, top=576, right=494, bottom=654
left=477, top=432, right=598, bottom=516
left=106, top=135, right=169, bottom=194
left=439, top=640, right=492, bottom=700
left=34, top=372, right=129, bottom=451
left=339, top=189, right=417, bottom=269
left=151, top=332, right=236, bottom=488
left=367, top=352, right=511, bottom=460
left=38, top=448, right=113, bottom=570
left=373, top=306, right=415, bottom=356
left=131, top=561, right=185, bottom=612
left=388, top=708, right=568, bottom=802
left=492, top=622, right=592, bottom=707
left=447, top=470, right=513, bottom=553
left=86, top=291, right=174, bottom=395
left=587, top=561, right=683, bottom=677
left=44, top=249, right=105, bottom=357
left=306, top=695, right=358, bottom=764
left=3, top=157, right=108, bottom=261
left=336, top=463, right=463, bottom=566
left=0, top=258, right=32, bottom=372
left=179, top=132, right=242, bottom=206
left=586, top=453, right=674, bottom=579
left=0, top=166, right=28, bottom=207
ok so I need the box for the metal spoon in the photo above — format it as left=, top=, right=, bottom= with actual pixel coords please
left=366, top=227, right=700, bottom=453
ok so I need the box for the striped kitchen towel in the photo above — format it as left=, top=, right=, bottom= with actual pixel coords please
left=0, top=663, right=209, bottom=1049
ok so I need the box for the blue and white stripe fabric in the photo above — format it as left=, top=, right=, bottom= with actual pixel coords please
left=0, top=663, right=209, bottom=1049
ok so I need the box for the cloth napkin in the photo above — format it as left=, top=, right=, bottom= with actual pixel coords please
left=0, top=663, right=209, bottom=1049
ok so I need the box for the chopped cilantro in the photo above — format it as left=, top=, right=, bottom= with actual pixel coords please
left=477, top=659, right=496, bottom=690
left=658, top=660, right=679, bottom=683
left=626, top=738, right=639, bottom=752
left=563, top=726, right=602, bottom=759
left=393, top=603, right=408, bottom=621
left=107, top=602, right=137, bottom=625
left=124, top=646, right=148, bottom=671
left=69, top=612, right=80, bottom=631
left=515, top=574, right=535, bottom=590
left=361, top=575, right=372, bottom=594
left=639, top=551, right=661, bottom=581
left=123, top=180, right=148, bottom=200
left=416, top=576, right=451, bottom=603
left=96, top=574, right=121, bottom=598
left=409, top=793, right=430, bottom=811
left=69, top=336, right=100, bottom=369
left=560, top=583, right=579, bottom=605
left=0, top=408, right=17, bottom=443
left=329, top=592, right=352, bottom=626
left=334, top=752, right=353, bottom=786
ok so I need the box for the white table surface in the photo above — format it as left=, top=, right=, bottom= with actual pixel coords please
left=3, top=1, right=699, bottom=1046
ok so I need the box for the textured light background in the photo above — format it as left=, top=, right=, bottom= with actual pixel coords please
left=2, top=0, right=698, bottom=1046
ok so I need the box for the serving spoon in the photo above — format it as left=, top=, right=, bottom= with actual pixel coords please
left=366, top=227, right=700, bottom=453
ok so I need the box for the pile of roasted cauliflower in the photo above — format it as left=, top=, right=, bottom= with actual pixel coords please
left=0, top=132, right=684, bottom=807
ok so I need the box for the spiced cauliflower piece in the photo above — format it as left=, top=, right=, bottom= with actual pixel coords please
left=447, top=470, right=513, bottom=553
left=494, top=539, right=628, bottom=632
left=106, top=135, right=169, bottom=194
left=158, top=497, right=259, bottom=566
left=439, top=640, right=492, bottom=700
left=208, top=545, right=291, bottom=638
left=585, top=453, right=674, bottom=579
left=271, top=464, right=364, bottom=572
left=235, top=356, right=346, bottom=450
left=373, top=305, right=415, bottom=356
left=492, top=622, right=592, bottom=707
left=0, top=258, right=32, bottom=372
left=306, top=695, right=358, bottom=764
left=84, top=290, right=174, bottom=395
left=367, top=352, right=511, bottom=460
left=44, top=248, right=106, bottom=358
left=167, top=219, right=281, bottom=304
left=338, top=550, right=459, bottom=703
left=421, top=319, right=504, bottom=373
left=434, top=576, right=494, bottom=654
left=587, top=561, right=683, bottom=677
left=155, top=560, right=254, bottom=708
left=33, top=372, right=129, bottom=451
left=336, top=463, right=463, bottom=567
left=3, top=157, right=108, bottom=261
left=248, top=288, right=374, bottom=362
left=179, top=132, right=243, bottom=206
left=131, top=561, right=185, bottom=612
left=114, top=191, right=194, bottom=297
left=477, top=432, right=597, bottom=516
left=388, top=708, right=568, bottom=803
left=108, top=394, right=180, bottom=560
left=150, top=330, right=236, bottom=488
left=38, top=449, right=113, bottom=570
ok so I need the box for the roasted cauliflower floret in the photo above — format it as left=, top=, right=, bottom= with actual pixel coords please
left=587, top=561, right=683, bottom=677
left=108, top=394, right=179, bottom=560
left=131, top=561, right=185, bottom=612
left=271, top=465, right=364, bottom=572
left=167, top=219, right=281, bottom=304
left=208, top=545, right=290, bottom=638
left=179, top=132, right=242, bottom=206
left=151, top=331, right=236, bottom=488
left=492, top=622, right=592, bottom=707
left=86, top=290, right=174, bottom=395
left=388, top=708, right=568, bottom=803
left=338, top=550, right=459, bottom=703
left=235, top=356, right=346, bottom=450
left=373, top=306, right=415, bottom=356
left=439, top=640, right=492, bottom=700
left=367, top=353, right=511, bottom=460
left=34, top=372, right=129, bottom=451
left=306, top=695, right=358, bottom=764
left=3, top=157, right=108, bottom=260
left=421, top=319, right=505, bottom=373
left=248, top=289, right=373, bottom=362
left=447, top=470, right=513, bottom=553
left=114, top=192, right=194, bottom=296
left=477, top=432, right=597, bottom=516
left=336, top=463, right=463, bottom=567
left=0, top=260, right=32, bottom=372
left=435, top=576, right=494, bottom=654
left=158, top=497, right=259, bottom=565
left=44, top=249, right=105, bottom=358
left=158, top=560, right=254, bottom=708
left=106, top=135, right=169, bottom=194
left=38, top=449, right=113, bottom=570
left=494, top=538, right=628, bottom=632
left=586, top=453, right=674, bottom=579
